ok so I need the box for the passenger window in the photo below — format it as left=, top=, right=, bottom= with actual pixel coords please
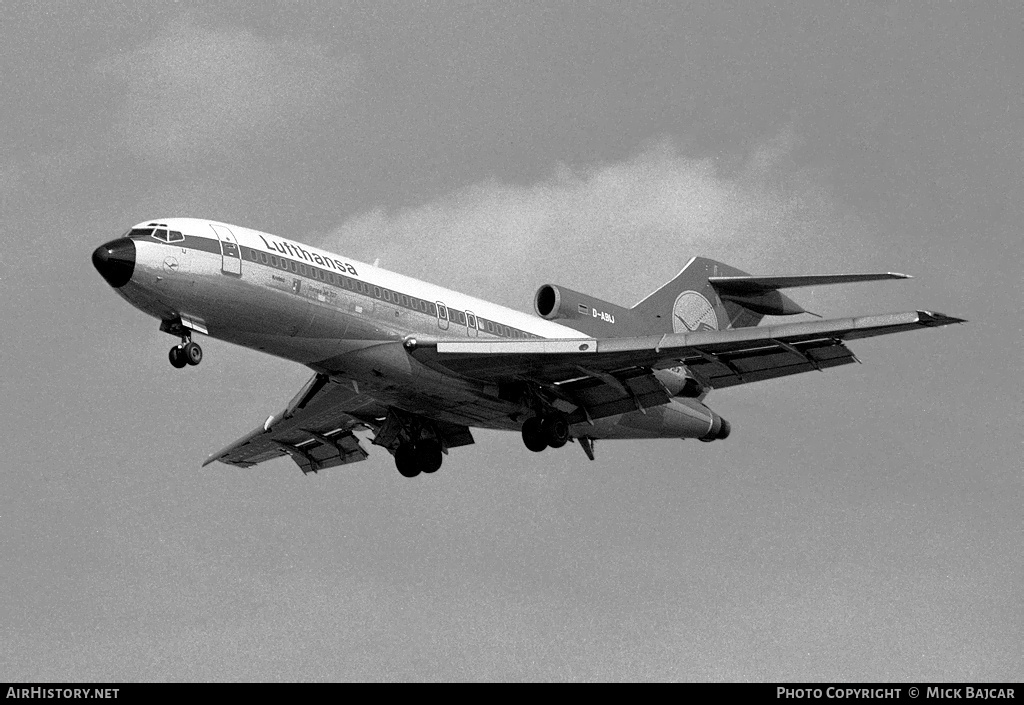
left=437, top=304, right=448, bottom=320
left=249, top=250, right=258, bottom=261
left=467, top=314, right=476, bottom=328
left=299, top=264, right=307, bottom=276
left=260, top=253, right=268, bottom=264
left=289, top=261, right=297, bottom=273
left=383, top=290, right=391, bottom=302
left=270, top=255, right=278, bottom=267
left=373, top=286, right=381, bottom=298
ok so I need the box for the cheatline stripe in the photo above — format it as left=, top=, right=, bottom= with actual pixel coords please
left=132, top=233, right=542, bottom=340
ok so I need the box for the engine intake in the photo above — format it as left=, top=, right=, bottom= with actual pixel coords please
left=534, top=284, right=563, bottom=319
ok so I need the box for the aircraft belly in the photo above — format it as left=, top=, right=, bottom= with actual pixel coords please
left=304, top=340, right=522, bottom=429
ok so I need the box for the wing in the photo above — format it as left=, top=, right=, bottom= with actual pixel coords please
left=407, top=310, right=964, bottom=395
left=203, top=373, right=385, bottom=473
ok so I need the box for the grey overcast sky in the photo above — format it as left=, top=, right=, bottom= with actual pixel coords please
left=1, top=1, right=1020, bottom=682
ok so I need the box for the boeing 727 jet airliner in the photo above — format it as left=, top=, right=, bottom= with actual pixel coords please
left=92, top=219, right=963, bottom=477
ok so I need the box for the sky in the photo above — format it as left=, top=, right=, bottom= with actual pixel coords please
left=1, top=1, right=1021, bottom=682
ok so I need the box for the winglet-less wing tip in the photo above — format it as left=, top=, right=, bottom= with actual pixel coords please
left=918, top=310, right=967, bottom=326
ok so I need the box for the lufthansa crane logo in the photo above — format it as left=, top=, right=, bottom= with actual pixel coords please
left=672, top=291, right=719, bottom=332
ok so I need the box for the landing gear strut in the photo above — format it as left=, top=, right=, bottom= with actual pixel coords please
left=168, top=336, right=202, bottom=369
left=521, top=412, right=571, bottom=452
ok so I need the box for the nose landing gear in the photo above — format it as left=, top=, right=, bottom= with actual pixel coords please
left=168, top=337, right=202, bottom=369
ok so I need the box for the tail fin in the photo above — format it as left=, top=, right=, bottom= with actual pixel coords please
left=632, top=257, right=806, bottom=332
left=632, top=257, right=911, bottom=332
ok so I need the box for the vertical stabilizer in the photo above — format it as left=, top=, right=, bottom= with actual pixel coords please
left=631, top=257, right=803, bottom=332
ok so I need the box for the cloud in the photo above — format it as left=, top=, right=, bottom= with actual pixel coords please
left=321, top=131, right=884, bottom=311
left=95, top=18, right=358, bottom=165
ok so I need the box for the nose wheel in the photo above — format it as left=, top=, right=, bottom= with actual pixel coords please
left=168, top=340, right=202, bottom=368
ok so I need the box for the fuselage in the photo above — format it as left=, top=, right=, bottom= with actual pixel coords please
left=92, top=218, right=725, bottom=442
left=103, top=218, right=588, bottom=359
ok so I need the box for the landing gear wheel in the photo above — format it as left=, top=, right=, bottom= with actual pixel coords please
left=168, top=346, right=187, bottom=369
left=414, top=439, right=443, bottom=474
left=395, top=443, right=420, bottom=478
left=183, top=341, right=203, bottom=366
left=541, top=414, right=570, bottom=449
left=521, top=417, right=548, bottom=452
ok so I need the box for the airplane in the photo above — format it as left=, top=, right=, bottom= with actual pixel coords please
left=92, top=218, right=964, bottom=478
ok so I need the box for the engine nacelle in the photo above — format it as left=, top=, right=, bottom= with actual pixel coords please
left=534, top=284, right=635, bottom=337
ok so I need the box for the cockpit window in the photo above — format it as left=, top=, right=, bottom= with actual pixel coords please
left=142, top=228, right=186, bottom=243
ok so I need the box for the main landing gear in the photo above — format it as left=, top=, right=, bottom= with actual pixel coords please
left=168, top=337, right=202, bottom=369
left=521, top=413, right=570, bottom=452
left=394, top=438, right=443, bottom=478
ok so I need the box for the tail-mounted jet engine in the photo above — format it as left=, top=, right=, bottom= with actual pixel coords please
left=534, top=284, right=639, bottom=338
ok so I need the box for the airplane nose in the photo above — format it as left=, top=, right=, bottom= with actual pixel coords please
left=92, top=238, right=136, bottom=288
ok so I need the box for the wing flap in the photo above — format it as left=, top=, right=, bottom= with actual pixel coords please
left=683, top=339, right=857, bottom=388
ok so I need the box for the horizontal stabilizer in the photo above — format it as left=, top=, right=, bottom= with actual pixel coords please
left=709, top=272, right=911, bottom=294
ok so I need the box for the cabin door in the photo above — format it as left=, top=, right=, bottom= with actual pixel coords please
left=210, top=224, right=242, bottom=276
